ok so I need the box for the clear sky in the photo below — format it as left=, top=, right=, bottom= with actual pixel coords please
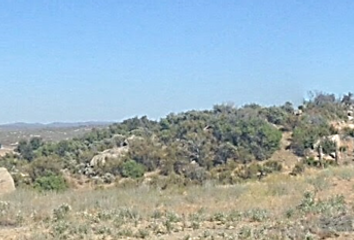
left=1, top=1, right=353, bottom=123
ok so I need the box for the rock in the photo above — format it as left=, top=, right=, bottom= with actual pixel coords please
left=90, top=147, right=129, bottom=167
left=0, top=168, right=15, bottom=195
left=329, top=152, right=337, bottom=159
left=102, top=173, right=115, bottom=184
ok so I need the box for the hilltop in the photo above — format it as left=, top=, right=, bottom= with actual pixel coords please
left=1, top=91, right=354, bottom=239
left=0, top=91, right=354, bottom=191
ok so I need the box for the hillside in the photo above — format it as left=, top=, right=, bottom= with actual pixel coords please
left=0, top=91, right=354, bottom=190
left=1, top=92, right=354, bottom=239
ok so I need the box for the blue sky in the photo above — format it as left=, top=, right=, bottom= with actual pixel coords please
left=0, top=1, right=353, bottom=123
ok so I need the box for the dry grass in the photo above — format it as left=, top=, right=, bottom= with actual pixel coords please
left=2, top=166, right=354, bottom=239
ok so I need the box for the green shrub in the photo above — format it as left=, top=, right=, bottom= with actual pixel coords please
left=213, top=118, right=281, bottom=161
left=34, top=174, right=68, bottom=192
left=121, top=160, right=145, bottom=179
left=26, top=156, right=63, bottom=181
left=291, top=120, right=331, bottom=156
left=295, top=192, right=346, bottom=216
left=52, top=203, right=72, bottom=221
left=320, top=138, right=336, bottom=154
left=245, top=208, right=269, bottom=222
left=262, top=106, right=288, bottom=125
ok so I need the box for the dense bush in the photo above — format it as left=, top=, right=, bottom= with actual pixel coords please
left=121, top=160, right=145, bottom=179
left=127, top=138, right=164, bottom=171
left=34, top=174, right=68, bottom=192
left=213, top=118, right=282, bottom=161
left=291, top=120, right=331, bottom=156
left=26, top=156, right=63, bottom=181
left=261, top=106, right=288, bottom=125
left=5, top=91, right=353, bottom=187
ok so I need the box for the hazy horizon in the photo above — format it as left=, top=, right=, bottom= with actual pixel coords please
left=1, top=1, right=353, bottom=124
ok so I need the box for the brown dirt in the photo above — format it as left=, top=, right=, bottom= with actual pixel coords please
left=271, top=131, right=300, bottom=172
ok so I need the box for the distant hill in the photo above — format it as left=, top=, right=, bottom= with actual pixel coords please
left=0, top=121, right=113, bottom=130
left=0, top=121, right=114, bottom=145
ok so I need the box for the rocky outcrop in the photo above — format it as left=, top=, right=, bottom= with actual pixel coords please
left=90, top=147, right=129, bottom=167
left=0, top=168, right=15, bottom=195
left=89, top=135, right=143, bottom=168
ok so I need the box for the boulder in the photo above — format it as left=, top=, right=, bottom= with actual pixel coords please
left=90, top=147, right=129, bottom=167
left=0, top=168, right=15, bottom=195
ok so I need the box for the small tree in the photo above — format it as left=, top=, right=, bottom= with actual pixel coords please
left=34, top=174, right=68, bottom=192
left=16, top=140, right=34, bottom=162
left=29, top=137, right=43, bottom=150
left=121, top=160, right=145, bottom=179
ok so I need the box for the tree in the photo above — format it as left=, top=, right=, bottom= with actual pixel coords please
left=341, top=92, right=354, bottom=106
left=214, top=142, right=237, bottom=165
left=29, top=137, right=43, bottom=150
left=16, top=140, right=34, bottom=162
left=291, top=121, right=331, bottom=156
left=121, top=160, right=145, bottom=179
left=213, top=118, right=281, bottom=161
left=56, top=140, right=71, bottom=157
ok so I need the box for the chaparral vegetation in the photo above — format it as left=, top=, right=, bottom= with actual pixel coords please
left=2, top=91, right=354, bottom=239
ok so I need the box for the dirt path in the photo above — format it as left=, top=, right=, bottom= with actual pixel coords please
left=271, top=131, right=299, bottom=172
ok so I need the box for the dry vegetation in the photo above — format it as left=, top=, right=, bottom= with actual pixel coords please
left=2, top=92, right=354, bottom=239
left=2, top=166, right=354, bottom=239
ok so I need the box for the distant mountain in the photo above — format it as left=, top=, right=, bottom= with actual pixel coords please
left=0, top=121, right=114, bottom=130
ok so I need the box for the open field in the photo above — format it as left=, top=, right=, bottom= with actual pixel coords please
left=2, top=166, right=354, bottom=239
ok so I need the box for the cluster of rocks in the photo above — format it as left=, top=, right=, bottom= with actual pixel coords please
left=89, top=147, right=129, bottom=167
left=75, top=144, right=130, bottom=184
